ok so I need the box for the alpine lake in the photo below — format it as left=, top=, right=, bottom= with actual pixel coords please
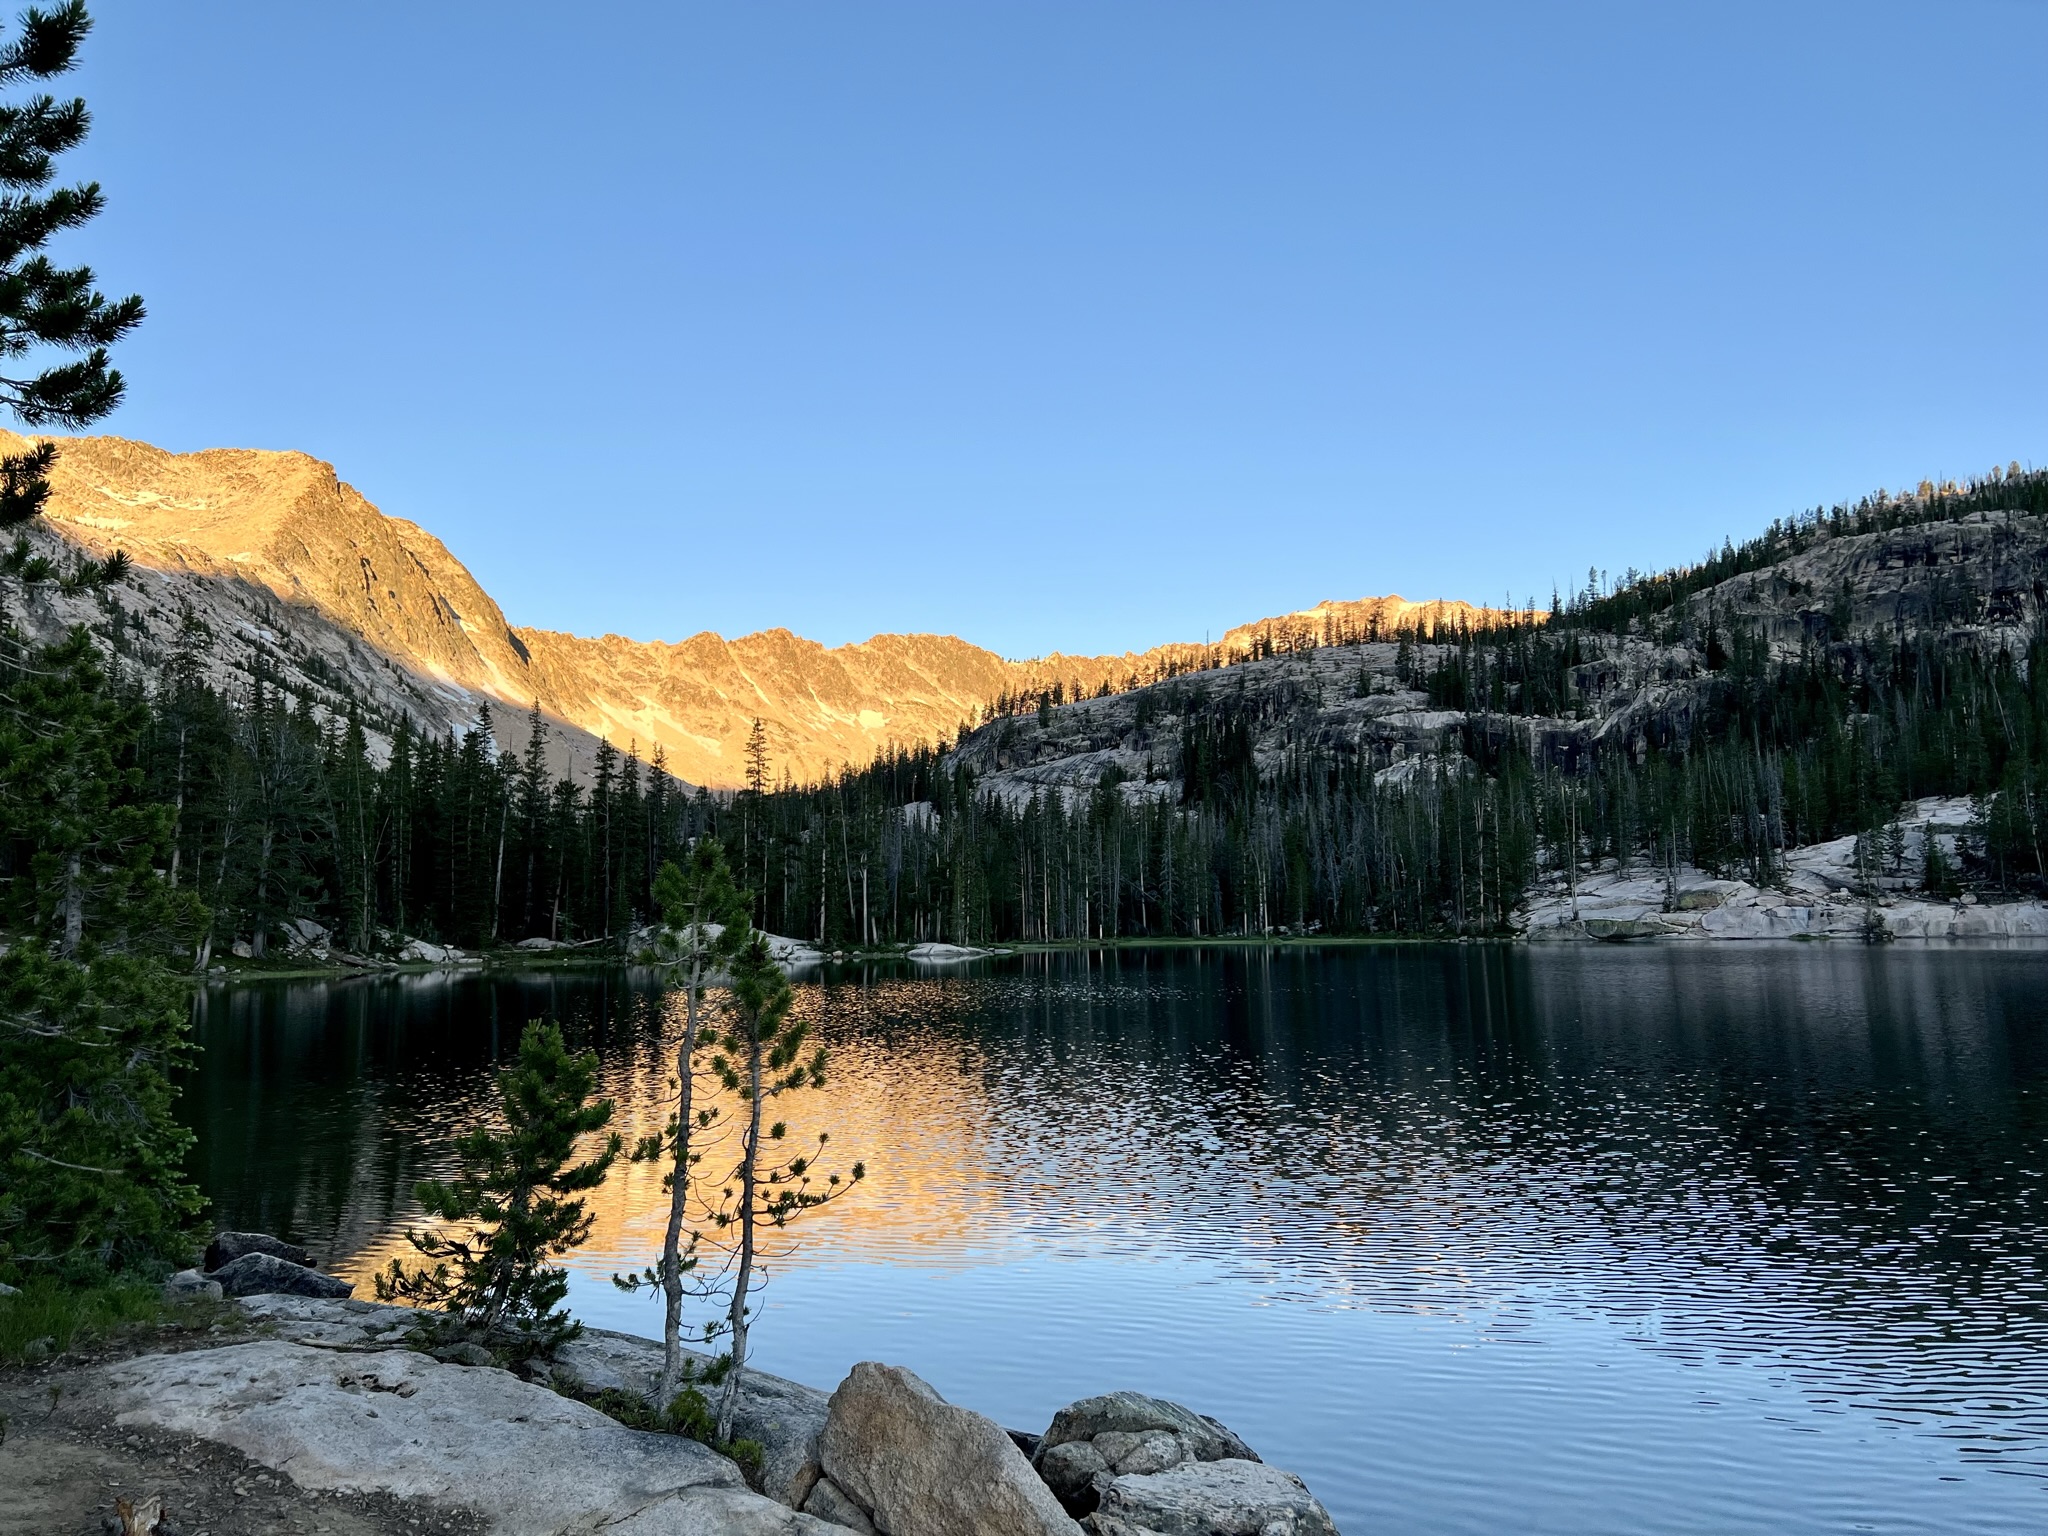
left=183, top=943, right=2048, bottom=1535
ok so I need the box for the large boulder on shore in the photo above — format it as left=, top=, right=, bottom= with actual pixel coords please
left=94, top=1340, right=750, bottom=1536
left=1086, top=1459, right=1338, bottom=1536
left=204, top=1230, right=313, bottom=1271
left=818, top=1361, right=1081, bottom=1536
left=208, top=1251, right=353, bottom=1300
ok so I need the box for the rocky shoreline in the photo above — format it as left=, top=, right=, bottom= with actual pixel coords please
left=16, top=1249, right=1338, bottom=1536
left=1517, top=795, right=2048, bottom=943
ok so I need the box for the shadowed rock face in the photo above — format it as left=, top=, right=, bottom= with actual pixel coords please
left=6, top=430, right=1515, bottom=788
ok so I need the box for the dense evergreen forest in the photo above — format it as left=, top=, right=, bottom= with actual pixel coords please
left=5, top=467, right=2044, bottom=964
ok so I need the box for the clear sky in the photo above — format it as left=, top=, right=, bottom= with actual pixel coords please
left=63, top=2, right=2048, bottom=658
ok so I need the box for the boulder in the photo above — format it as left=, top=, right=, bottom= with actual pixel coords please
left=162, top=1268, right=224, bottom=1302
left=205, top=1231, right=313, bottom=1271
left=818, top=1361, right=1080, bottom=1536
left=1038, top=1391, right=1259, bottom=1466
left=208, top=1252, right=353, bottom=1300
left=1088, top=1459, right=1338, bottom=1536
left=0, top=1280, right=19, bottom=1298
left=94, top=1340, right=746, bottom=1536
left=278, top=916, right=332, bottom=953
left=800, top=1475, right=879, bottom=1533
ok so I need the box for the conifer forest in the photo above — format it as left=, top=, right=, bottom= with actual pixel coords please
left=7, top=467, right=2045, bottom=966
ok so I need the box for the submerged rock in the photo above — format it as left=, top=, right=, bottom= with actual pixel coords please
left=818, top=1361, right=1080, bottom=1536
left=207, top=1251, right=352, bottom=1300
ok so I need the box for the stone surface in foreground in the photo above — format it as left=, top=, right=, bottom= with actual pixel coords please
left=94, top=1340, right=756, bottom=1536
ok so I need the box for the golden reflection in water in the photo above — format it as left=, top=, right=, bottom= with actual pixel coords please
left=330, top=985, right=1016, bottom=1294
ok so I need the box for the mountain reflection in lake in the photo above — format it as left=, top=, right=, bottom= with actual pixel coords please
left=187, top=945, right=2048, bottom=1535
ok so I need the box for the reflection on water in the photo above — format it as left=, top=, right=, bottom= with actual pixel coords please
left=187, top=945, right=2048, bottom=1535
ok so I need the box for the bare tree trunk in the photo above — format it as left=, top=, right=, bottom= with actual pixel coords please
left=491, top=803, right=507, bottom=942
left=251, top=823, right=275, bottom=958
left=716, top=1035, right=764, bottom=1444
left=168, top=726, right=187, bottom=888
left=658, top=952, right=707, bottom=1401
left=59, top=852, right=83, bottom=956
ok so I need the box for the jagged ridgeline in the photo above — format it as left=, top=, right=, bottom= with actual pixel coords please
left=5, top=459, right=2044, bottom=954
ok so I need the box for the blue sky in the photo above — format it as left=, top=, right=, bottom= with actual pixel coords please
left=64, top=2, right=2048, bottom=657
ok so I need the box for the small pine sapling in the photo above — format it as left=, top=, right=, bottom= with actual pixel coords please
left=705, top=933, right=863, bottom=1443
left=377, top=1022, right=620, bottom=1348
left=614, top=838, right=750, bottom=1400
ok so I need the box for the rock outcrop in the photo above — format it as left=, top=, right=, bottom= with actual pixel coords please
left=94, top=1340, right=754, bottom=1536
left=816, top=1362, right=1080, bottom=1536
left=1516, top=794, right=2048, bottom=941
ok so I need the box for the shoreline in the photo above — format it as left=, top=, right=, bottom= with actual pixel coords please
left=1, top=1291, right=1340, bottom=1535
left=192, top=919, right=2048, bottom=987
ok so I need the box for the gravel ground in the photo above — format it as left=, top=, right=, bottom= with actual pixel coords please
left=0, top=1316, right=488, bottom=1536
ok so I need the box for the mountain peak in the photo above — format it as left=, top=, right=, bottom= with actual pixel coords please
left=11, top=430, right=1519, bottom=787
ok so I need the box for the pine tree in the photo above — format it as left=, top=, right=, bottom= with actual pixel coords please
left=0, top=3, right=144, bottom=553
left=0, top=629, right=206, bottom=1278
left=376, top=1022, right=621, bottom=1345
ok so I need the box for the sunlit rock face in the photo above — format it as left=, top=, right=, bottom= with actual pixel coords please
left=5, top=430, right=1517, bottom=787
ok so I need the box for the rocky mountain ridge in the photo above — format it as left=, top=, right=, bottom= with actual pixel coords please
left=946, top=504, right=2048, bottom=806
left=1, top=431, right=1516, bottom=788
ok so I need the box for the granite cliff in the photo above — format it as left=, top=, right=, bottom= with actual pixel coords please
left=1, top=431, right=1516, bottom=787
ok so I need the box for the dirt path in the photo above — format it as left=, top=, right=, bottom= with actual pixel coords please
left=0, top=1320, right=486, bottom=1536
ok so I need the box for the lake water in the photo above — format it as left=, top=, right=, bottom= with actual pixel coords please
left=185, top=944, right=2048, bottom=1535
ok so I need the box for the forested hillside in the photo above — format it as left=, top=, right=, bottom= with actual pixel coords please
left=6, top=466, right=2045, bottom=959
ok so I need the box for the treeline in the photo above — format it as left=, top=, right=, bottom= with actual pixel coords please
left=718, top=622, right=2048, bottom=945
left=77, top=615, right=2040, bottom=958
left=139, top=646, right=700, bottom=956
